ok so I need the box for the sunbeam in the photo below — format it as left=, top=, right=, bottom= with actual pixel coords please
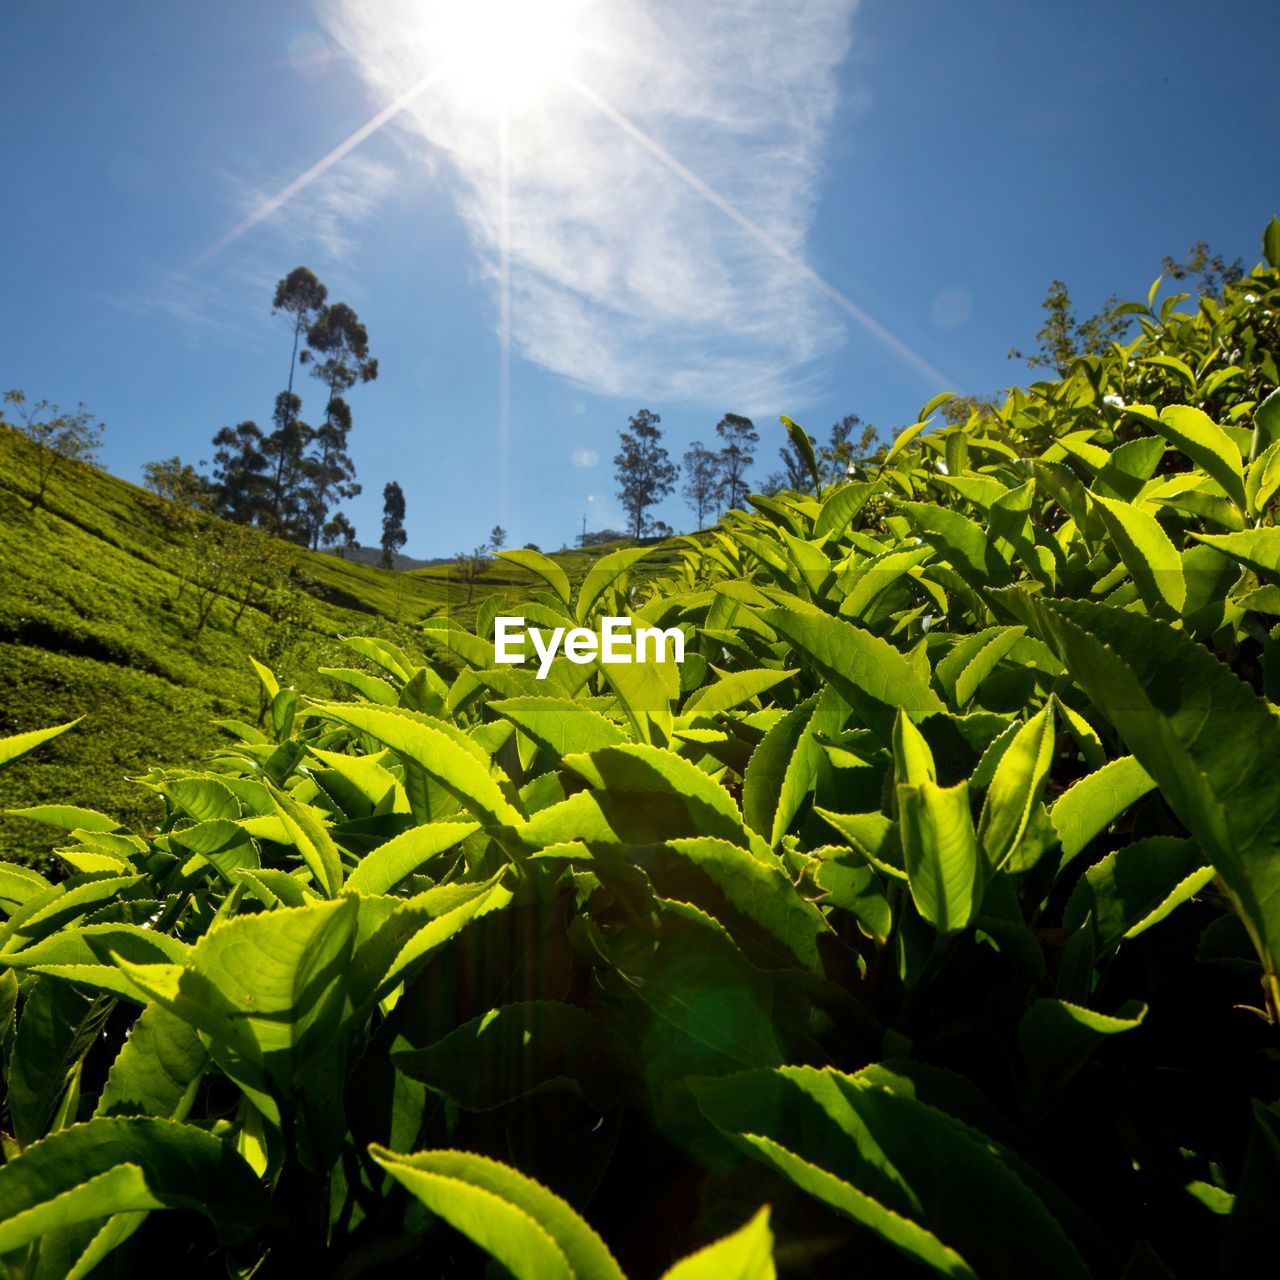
left=498, top=102, right=512, bottom=521
left=193, top=69, right=443, bottom=265
left=202, top=1, right=949, bottom=400
left=562, top=70, right=954, bottom=391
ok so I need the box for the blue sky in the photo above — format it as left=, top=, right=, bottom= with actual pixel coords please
left=2, top=0, right=1277, bottom=557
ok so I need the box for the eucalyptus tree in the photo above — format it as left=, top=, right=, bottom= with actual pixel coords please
left=302, top=397, right=360, bottom=550
left=322, top=511, right=358, bottom=558
left=302, top=301, right=378, bottom=547
left=210, top=420, right=269, bottom=525
left=273, top=266, right=328, bottom=407
left=262, top=391, right=311, bottom=541
left=714, top=412, right=757, bottom=512
left=681, top=440, right=719, bottom=527
left=820, top=413, right=880, bottom=482
left=615, top=408, right=677, bottom=539
left=380, top=480, right=407, bottom=569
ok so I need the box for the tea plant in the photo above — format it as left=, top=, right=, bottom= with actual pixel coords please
left=3, top=221, right=1280, bottom=1276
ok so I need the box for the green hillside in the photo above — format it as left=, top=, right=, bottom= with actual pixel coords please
left=0, top=425, right=675, bottom=864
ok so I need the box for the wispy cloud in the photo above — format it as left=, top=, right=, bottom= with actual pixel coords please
left=221, top=152, right=399, bottom=261
left=321, top=0, right=861, bottom=411
left=118, top=153, right=397, bottom=338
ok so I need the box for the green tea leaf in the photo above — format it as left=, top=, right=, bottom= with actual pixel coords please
left=1064, top=836, right=1211, bottom=952
left=898, top=780, right=981, bottom=935
left=1019, top=998, right=1146, bottom=1104
left=1036, top=598, right=1280, bottom=999
left=765, top=609, right=944, bottom=743
left=96, top=1003, right=208, bottom=1120
left=0, top=719, right=80, bottom=772
left=0, top=1117, right=269, bottom=1252
left=492, top=696, right=629, bottom=758
left=5, top=805, right=120, bottom=833
left=780, top=415, right=821, bottom=495
left=1050, top=755, right=1155, bottom=868
left=882, top=419, right=929, bottom=468
left=561, top=744, right=766, bottom=857
left=345, top=820, right=478, bottom=895
left=496, top=547, right=573, bottom=607
left=662, top=836, right=831, bottom=970
left=660, top=1207, right=776, bottom=1280
left=813, top=481, right=878, bottom=539
left=8, top=979, right=112, bottom=1146
left=269, top=785, right=344, bottom=897
left=896, top=502, right=1012, bottom=589
left=314, top=703, right=524, bottom=829
left=116, top=897, right=359, bottom=1109
left=1193, top=528, right=1280, bottom=584
left=371, top=1147, right=626, bottom=1280
left=1151, top=404, right=1246, bottom=510
left=1089, top=493, right=1185, bottom=616
left=681, top=668, right=795, bottom=723
left=1254, top=385, right=1280, bottom=453
left=978, top=701, right=1055, bottom=869
left=577, top=546, right=654, bottom=622
left=694, top=1066, right=1085, bottom=1278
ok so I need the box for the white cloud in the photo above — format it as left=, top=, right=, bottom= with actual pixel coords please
left=320, top=0, right=859, bottom=411
left=118, top=153, right=398, bottom=337
left=223, top=153, right=399, bottom=261
left=571, top=448, right=599, bottom=468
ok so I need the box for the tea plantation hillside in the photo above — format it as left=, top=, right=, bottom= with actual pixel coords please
left=4, top=224, right=1280, bottom=1278
left=0, top=426, right=675, bottom=864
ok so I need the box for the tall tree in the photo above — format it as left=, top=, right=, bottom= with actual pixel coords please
left=273, top=267, right=328, bottom=410
left=261, top=391, right=312, bottom=542
left=764, top=415, right=876, bottom=494
left=765, top=439, right=811, bottom=495
left=381, top=481, right=407, bottom=569
left=614, top=408, right=678, bottom=539
left=1009, top=280, right=1128, bottom=373
left=3, top=389, right=103, bottom=507
left=715, top=413, right=757, bottom=512
left=1161, top=240, right=1244, bottom=299
left=489, top=525, right=507, bottom=551
left=681, top=440, right=720, bottom=528
left=321, top=511, right=358, bottom=558
left=940, top=395, right=1000, bottom=427
left=302, top=398, right=360, bottom=550
left=304, top=302, right=378, bottom=430
left=819, top=414, right=880, bottom=483
left=210, top=420, right=269, bottom=524
left=301, top=301, right=378, bottom=547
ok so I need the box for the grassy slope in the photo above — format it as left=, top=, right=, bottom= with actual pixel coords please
left=0, top=426, right=680, bottom=865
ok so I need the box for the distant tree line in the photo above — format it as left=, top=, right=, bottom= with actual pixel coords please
left=9, top=234, right=1243, bottom=568
left=609, top=407, right=883, bottom=539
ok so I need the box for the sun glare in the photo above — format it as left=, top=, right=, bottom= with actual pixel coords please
left=433, top=0, right=583, bottom=107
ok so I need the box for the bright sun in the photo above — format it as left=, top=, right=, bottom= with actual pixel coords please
left=433, top=0, right=584, bottom=108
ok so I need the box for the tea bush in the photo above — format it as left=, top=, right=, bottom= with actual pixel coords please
left=3, top=221, right=1280, bottom=1277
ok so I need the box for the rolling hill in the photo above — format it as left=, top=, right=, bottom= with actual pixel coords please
left=0, top=425, right=679, bottom=865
